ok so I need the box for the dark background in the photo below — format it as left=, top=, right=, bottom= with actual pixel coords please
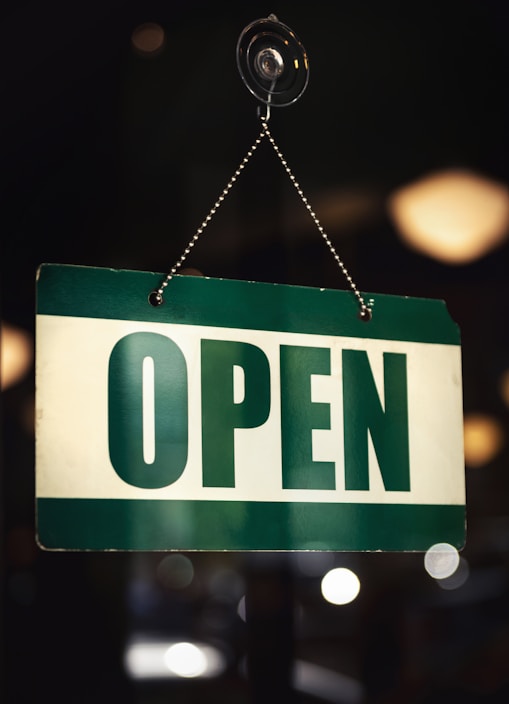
left=2, top=1, right=509, bottom=702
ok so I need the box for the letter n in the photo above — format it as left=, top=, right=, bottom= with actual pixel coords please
left=342, top=350, right=410, bottom=491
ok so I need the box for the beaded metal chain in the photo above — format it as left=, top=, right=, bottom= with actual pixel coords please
left=149, top=119, right=372, bottom=321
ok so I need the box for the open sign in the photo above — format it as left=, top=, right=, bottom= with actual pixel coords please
left=36, top=264, right=465, bottom=551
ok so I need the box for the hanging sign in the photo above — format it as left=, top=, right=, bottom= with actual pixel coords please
left=35, top=263, right=465, bottom=551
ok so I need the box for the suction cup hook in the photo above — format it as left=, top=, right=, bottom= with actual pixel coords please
left=149, top=17, right=369, bottom=320
left=236, top=13, right=309, bottom=116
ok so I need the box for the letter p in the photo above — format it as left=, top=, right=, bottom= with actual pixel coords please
left=201, top=340, right=271, bottom=487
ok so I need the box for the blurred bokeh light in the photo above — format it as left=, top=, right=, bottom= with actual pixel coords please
left=321, top=567, right=360, bottom=605
left=463, top=412, right=504, bottom=467
left=1, top=322, right=33, bottom=390
left=131, top=22, right=165, bottom=57
left=388, top=169, right=509, bottom=264
left=124, top=638, right=227, bottom=680
left=424, top=542, right=460, bottom=579
left=436, top=557, right=470, bottom=590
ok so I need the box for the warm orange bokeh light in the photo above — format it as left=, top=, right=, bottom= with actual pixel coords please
left=131, top=22, right=165, bottom=56
left=1, top=322, right=33, bottom=390
left=463, top=413, right=504, bottom=467
left=389, top=169, right=509, bottom=264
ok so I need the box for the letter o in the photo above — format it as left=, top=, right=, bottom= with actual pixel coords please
left=108, top=332, right=188, bottom=488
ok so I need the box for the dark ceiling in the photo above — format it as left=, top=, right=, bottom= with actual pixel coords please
left=2, top=1, right=509, bottom=702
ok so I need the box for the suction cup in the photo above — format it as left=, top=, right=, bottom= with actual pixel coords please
left=236, top=15, right=309, bottom=108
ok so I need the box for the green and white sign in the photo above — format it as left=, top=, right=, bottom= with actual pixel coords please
left=36, top=264, right=465, bottom=551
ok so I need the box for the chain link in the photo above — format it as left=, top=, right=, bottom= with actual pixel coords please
left=150, top=120, right=371, bottom=320
left=260, top=120, right=371, bottom=319
left=149, top=127, right=266, bottom=306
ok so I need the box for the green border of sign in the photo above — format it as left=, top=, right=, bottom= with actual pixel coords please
left=37, top=498, right=465, bottom=551
left=36, top=263, right=460, bottom=345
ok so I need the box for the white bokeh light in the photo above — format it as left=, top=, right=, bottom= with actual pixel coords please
left=321, top=567, right=360, bottom=605
left=164, top=642, right=207, bottom=678
left=437, top=557, right=470, bottom=590
left=424, top=543, right=460, bottom=579
left=124, top=638, right=226, bottom=680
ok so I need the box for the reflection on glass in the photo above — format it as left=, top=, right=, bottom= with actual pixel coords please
left=321, top=567, right=360, bottom=605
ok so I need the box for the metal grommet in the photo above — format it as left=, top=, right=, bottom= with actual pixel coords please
left=148, top=291, right=164, bottom=307
left=358, top=306, right=372, bottom=322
